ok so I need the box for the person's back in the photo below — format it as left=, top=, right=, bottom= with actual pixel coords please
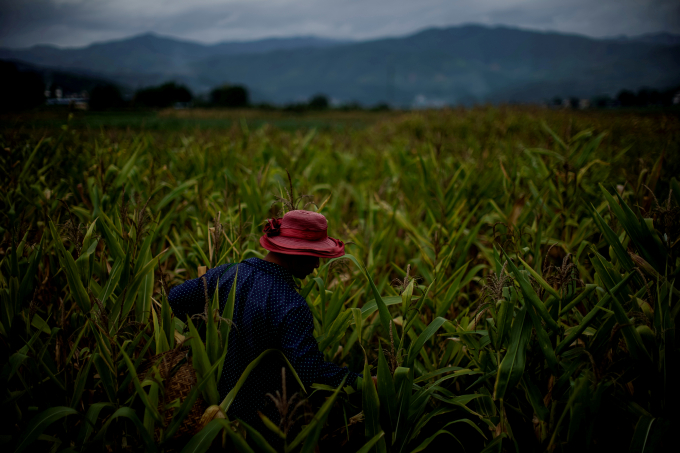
left=168, top=210, right=359, bottom=437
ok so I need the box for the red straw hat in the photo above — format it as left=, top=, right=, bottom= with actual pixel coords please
left=259, top=210, right=345, bottom=258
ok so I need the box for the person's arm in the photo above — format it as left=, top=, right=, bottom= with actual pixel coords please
left=279, top=304, right=360, bottom=388
left=168, top=263, right=232, bottom=322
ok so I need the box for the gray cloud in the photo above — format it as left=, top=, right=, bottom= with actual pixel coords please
left=1, top=0, right=678, bottom=48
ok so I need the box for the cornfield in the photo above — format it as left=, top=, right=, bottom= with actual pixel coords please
left=1, top=107, right=679, bottom=452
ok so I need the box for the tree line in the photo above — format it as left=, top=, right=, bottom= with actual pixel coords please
left=2, top=58, right=677, bottom=112
left=550, top=86, right=679, bottom=109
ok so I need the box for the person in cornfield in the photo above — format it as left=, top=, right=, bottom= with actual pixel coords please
left=168, top=209, right=362, bottom=440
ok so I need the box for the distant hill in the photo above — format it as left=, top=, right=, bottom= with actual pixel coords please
left=0, top=34, right=348, bottom=77
left=2, top=59, right=121, bottom=94
left=2, top=25, right=678, bottom=106
left=608, top=32, right=680, bottom=47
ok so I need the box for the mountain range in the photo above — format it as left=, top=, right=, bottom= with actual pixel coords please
left=1, top=25, right=679, bottom=106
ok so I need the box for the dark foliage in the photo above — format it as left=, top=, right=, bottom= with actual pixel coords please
left=89, top=84, right=125, bottom=110
left=0, top=61, right=44, bottom=111
left=210, top=85, right=249, bottom=108
left=134, top=82, right=192, bottom=108
left=307, top=94, right=329, bottom=110
left=616, top=86, right=679, bottom=107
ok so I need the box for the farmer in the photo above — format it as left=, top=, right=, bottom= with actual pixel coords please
left=168, top=209, right=361, bottom=436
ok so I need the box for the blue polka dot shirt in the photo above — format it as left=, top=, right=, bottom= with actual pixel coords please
left=168, top=257, right=359, bottom=426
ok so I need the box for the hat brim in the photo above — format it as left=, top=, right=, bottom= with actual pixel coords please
left=260, top=235, right=345, bottom=258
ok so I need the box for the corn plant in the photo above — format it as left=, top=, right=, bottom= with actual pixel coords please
left=0, top=107, right=678, bottom=452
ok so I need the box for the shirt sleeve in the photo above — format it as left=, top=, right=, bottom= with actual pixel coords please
left=279, top=303, right=359, bottom=388
left=168, top=264, right=232, bottom=322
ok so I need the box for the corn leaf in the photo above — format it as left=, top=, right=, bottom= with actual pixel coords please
left=14, top=406, right=79, bottom=453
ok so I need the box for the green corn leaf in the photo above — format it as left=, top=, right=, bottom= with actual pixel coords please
left=93, top=353, right=117, bottom=402
left=18, top=137, right=44, bottom=181
left=259, top=413, right=286, bottom=439
left=113, top=144, right=141, bottom=187
left=524, top=303, right=557, bottom=372
left=591, top=254, right=651, bottom=362
left=403, top=280, right=436, bottom=336
left=409, top=423, right=467, bottom=453
left=152, top=307, right=169, bottom=354
left=218, top=266, right=238, bottom=380
left=179, top=418, right=224, bottom=453
left=556, top=273, right=635, bottom=354
left=547, top=377, right=589, bottom=450
left=350, top=307, right=364, bottom=355
left=17, top=236, right=43, bottom=306
left=118, top=346, right=164, bottom=424
left=134, top=232, right=156, bottom=323
left=377, top=347, right=397, bottom=435
left=401, top=279, right=414, bottom=317
left=362, top=356, right=385, bottom=453
left=317, top=309, right=352, bottom=352
left=408, top=406, right=455, bottom=442
left=361, top=296, right=403, bottom=319
left=589, top=204, right=636, bottom=271
left=222, top=419, right=255, bottom=452
left=206, top=276, right=219, bottom=364
left=48, top=219, right=91, bottom=312
left=220, top=349, right=305, bottom=414
left=66, top=321, right=89, bottom=364
left=517, top=256, right=561, bottom=300
left=156, top=179, right=197, bottom=211
left=161, top=288, right=174, bottom=350
left=118, top=249, right=165, bottom=325
left=99, top=256, right=124, bottom=308
left=286, top=375, right=347, bottom=452
left=494, top=299, right=514, bottom=350
left=94, top=407, right=157, bottom=453
left=355, top=431, right=385, bottom=453
left=75, top=220, right=99, bottom=281
left=522, top=376, right=549, bottom=422
left=186, top=317, right=220, bottom=405
left=324, top=284, right=346, bottom=328
left=237, top=419, right=278, bottom=453
left=600, top=184, right=666, bottom=272
left=90, top=322, right=114, bottom=370
left=436, top=264, right=467, bottom=318
left=406, top=317, right=447, bottom=369
left=393, top=367, right=413, bottom=448
left=559, top=284, right=597, bottom=316
left=413, top=366, right=464, bottom=384
left=312, top=277, right=327, bottom=328
left=143, top=377, right=160, bottom=436
left=542, top=121, right=568, bottom=151
left=70, top=354, right=93, bottom=408
left=494, top=304, right=532, bottom=400
left=76, top=402, right=114, bottom=446
left=502, top=250, right=559, bottom=331
left=629, top=415, right=656, bottom=453
left=97, top=211, right=125, bottom=262
left=14, top=406, right=79, bottom=453
left=343, top=253, right=399, bottom=352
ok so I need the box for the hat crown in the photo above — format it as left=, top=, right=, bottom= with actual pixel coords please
left=281, top=210, right=327, bottom=231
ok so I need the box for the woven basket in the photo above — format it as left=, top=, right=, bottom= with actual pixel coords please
left=140, top=348, right=208, bottom=439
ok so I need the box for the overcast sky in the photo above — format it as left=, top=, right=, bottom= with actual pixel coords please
left=1, top=0, right=679, bottom=48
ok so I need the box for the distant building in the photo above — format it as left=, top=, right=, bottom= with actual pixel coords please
left=579, top=99, right=590, bottom=109
left=412, top=94, right=447, bottom=109
left=674, top=91, right=680, bottom=105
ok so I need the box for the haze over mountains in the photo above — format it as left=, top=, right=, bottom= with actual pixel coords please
left=1, top=25, right=678, bottom=106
